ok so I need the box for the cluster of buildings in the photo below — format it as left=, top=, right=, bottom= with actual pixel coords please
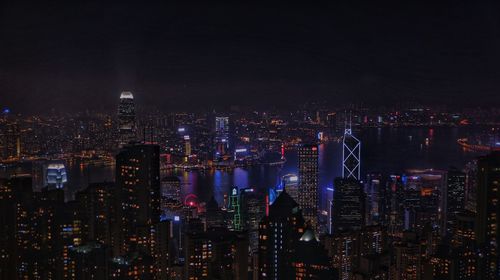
left=1, top=92, right=500, bottom=279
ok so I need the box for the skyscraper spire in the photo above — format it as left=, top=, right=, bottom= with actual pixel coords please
left=118, top=91, right=137, bottom=148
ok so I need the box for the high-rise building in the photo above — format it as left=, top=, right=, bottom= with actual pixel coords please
left=118, top=91, right=136, bottom=148
left=44, top=162, right=68, bottom=189
left=332, top=177, right=366, bottom=233
left=160, top=176, right=183, bottom=220
left=298, top=144, right=319, bottom=232
left=365, top=173, right=383, bottom=225
left=184, top=228, right=248, bottom=280
left=464, top=160, right=478, bottom=213
left=115, top=143, right=161, bottom=256
left=75, top=182, right=116, bottom=246
left=214, top=116, right=229, bottom=160
left=393, top=232, right=424, bottom=280
left=0, top=121, right=21, bottom=160
left=258, top=190, right=306, bottom=279
left=227, top=186, right=242, bottom=231
left=342, top=122, right=361, bottom=180
left=402, top=169, right=446, bottom=233
left=445, top=168, right=466, bottom=235
left=326, top=112, right=337, bottom=134
left=291, top=228, right=333, bottom=279
left=281, top=173, right=299, bottom=202
left=161, top=176, right=181, bottom=201
left=239, top=188, right=264, bottom=253
left=475, top=151, right=500, bottom=279
left=183, top=135, right=191, bottom=163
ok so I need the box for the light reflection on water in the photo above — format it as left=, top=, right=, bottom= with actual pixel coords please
left=2, top=127, right=490, bottom=207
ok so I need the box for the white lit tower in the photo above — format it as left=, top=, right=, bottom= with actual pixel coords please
left=342, top=113, right=361, bottom=180
left=118, top=91, right=136, bottom=148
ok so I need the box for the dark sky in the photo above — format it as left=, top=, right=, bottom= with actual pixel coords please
left=1, top=1, right=500, bottom=113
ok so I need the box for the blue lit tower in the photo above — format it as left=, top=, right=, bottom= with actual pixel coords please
left=45, top=163, right=68, bottom=189
left=342, top=114, right=361, bottom=180
left=214, top=116, right=229, bottom=160
left=118, top=91, right=136, bottom=148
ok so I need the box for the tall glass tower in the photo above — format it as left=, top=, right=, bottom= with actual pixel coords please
left=118, top=91, right=136, bottom=148
left=298, top=144, right=319, bottom=232
left=214, top=116, right=229, bottom=159
left=342, top=119, right=361, bottom=180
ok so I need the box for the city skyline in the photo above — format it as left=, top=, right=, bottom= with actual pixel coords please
left=1, top=2, right=500, bottom=280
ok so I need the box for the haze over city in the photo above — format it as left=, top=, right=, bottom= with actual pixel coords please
left=1, top=2, right=500, bottom=280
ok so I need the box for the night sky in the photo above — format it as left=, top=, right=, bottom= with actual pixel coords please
left=1, top=1, right=500, bottom=113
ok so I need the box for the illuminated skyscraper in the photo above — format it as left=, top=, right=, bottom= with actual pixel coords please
left=332, top=177, right=366, bottom=233
left=227, top=186, right=241, bottom=231
left=44, top=163, right=68, bottom=189
left=183, top=135, right=191, bottom=162
left=445, top=168, right=466, bottom=234
left=184, top=229, right=248, bottom=280
left=298, top=144, right=319, bottom=232
left=214, top=116, right=229, bottom=160
left=281, top=173, right=299, bottom=202
left=342, top=119, right=361, bottom=180
left=117, top=91, right=136, bottom=148
left=475, top=151, right=500, bottom=279
left=115, top=144, right=160, bottom=256
left=258, top=190, right=305, bottom=279
left=0, top=121, right=21, bottom=160
left=240, top=188, right=264, bottom=253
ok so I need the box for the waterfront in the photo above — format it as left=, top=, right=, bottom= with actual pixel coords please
left=1, top=126, right=493, bottom=203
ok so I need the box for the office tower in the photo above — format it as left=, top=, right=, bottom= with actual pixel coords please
left=214, top=116, right=229, bottom=160
left=393, top=232, right=424, bottom=280
left=154, top=220, right=173, bottom=280
left=117, top=91, right=136, bottom=148
left=258, top=190, right=306, bottom=279
left=445, top=168, right=466, bottom=235
left=183, top=135, right=191, bottom=162
left=365, top=173, right=383, bottom=225
left=298, top=144, right=319, bottom=232
left=44, top=162, right=68, bottom=189
left=0, top=176, right=34, bottom=279
left=464, top=160, right=478, bottom=212
left=322, top=231, right=358, bottom=280
left=0, top=121, right=21, bottom=160
left=332, top=177, right=366, bottom=233
left=160, top=176, right=183, bottom=219
left=326, top=112, right=337, bottom=134
left=227, top=186, right=242, bottom=231
left=291, top=228, right=333, bottom=279
left=354, top=226, right=390, bottom=280
left=115, top=144, right=161, bottom=256
left=403, top=169, right=446, bottom=233
left=56, top=201, right=86, bottom=279
left=342, top=121, right=361, bottom=180
left=240, top=188, right=264, bottom=255
left=161, top=176, right=181, bottom=201
left=475, top=151, right=500, bottom=279
left=281, top=173, right=299, bottom=201
left=75, top=182, right=116, bottom=246
left=425, top=241, right=478, bottom=280
left=184, top=228, right=248, bottom=280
